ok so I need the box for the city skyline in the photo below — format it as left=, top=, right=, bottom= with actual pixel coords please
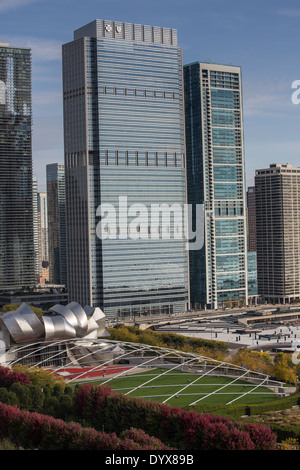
left=0, top=0, right=300, bottom=191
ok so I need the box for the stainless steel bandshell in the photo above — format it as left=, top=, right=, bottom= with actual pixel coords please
left=0, top=301, right=107, bottom=343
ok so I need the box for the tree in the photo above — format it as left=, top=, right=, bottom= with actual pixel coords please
left=230, top=348, right=273, bottom=375
left=0, top=304, right=44, bottom=319
left=9, top=383, right=32, bottom=410
left=12, top=364, right=65, bottom=389
left=0, top=388, right=19, bottom=407
left=273, top=353, right=297, bottom=384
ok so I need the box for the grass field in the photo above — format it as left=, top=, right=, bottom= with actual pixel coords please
left=86, top=368, right=278, bottom=408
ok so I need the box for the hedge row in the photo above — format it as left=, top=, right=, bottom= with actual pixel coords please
left=0, top=401, right=172, bottom=450
left=269, top=424, right=300, bottom=443
left=189, top=391, right=300, bottom=418
left=74, top=384, right=277, bottom=450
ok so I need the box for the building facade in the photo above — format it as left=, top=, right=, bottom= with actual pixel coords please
left=62, top=19, right=189, bottom=317
left=184, top=62, right=248, bottom=309
left=37, top=191, right=49, bottom=284
left=0, top=43, right=35, bottom=291
left=46, top=163, right=67, bottom=286
left=247, top=251, right=258, bottom=300
left=32, top=176, right=39, bottom=282
left=255, top=163, right=300, bottom=303
left=247, top=186, right=256, bottom=252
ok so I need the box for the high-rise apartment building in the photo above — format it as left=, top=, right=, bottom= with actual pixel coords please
left=62, top=19, right=189, bottom=317
left=32, top=176, right=39, bottom=282
left=0, top=43, right=35, bottom=291
left=247, top=186, right=256, bottom=252
left=255, top=163, right=300, bottom=303
left=46, top=163, right=66, bottom=286
left=184, top=62, right=248, bottom=309
left=37, top=192, right=49, bottom=284
left=246, top=186, right=257, bottom=302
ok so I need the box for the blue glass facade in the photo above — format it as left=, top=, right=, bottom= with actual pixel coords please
left=247, top=251, right=257, bottom=297
left=184, top=62, right=248, bottom=309
left=0, top=44, right=35, bottom=291
left=46, top=163, right=67, bottom=285
left=63, top=20, right=188, bottom=317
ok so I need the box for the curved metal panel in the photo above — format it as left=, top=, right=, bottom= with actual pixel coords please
left=50, top=304, right=78, bottom=329
left=17, top=303, right=44, bottom=338
left=43, top=316, right=76, bottom=341
left=86, top=307, right=106, bottom=335
left=66, top=302, right=88, bottom=337
left=1, top=303, right=44, bottom=343
left=1, top=312, right=25, bottom=343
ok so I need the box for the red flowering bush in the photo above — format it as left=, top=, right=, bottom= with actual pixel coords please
left=240, top=422, right=277, bottom=450
left=120, top=427, right=174, bottom=450
left=0, top=366, right=31, bottom=388
left=0, top=401, right=174, bottom=450
left=73, top=384, right=277, bottom=450
left=200, top=421, right=255, bottom=450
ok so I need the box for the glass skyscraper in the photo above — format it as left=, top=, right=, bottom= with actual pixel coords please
left=0, top=43, right=35, bottom=291
left=46, top=163, right=67, bottom=286
left=62, top=20, right=189, bottom=317
left=184, top=62, right=248, bottom=309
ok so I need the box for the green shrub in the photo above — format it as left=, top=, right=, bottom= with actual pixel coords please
left=9, top=383, right=32, bottom=410
left=0, top=438, right=22, bottom=450
left=0, top=387, right=19, bottom=407
left=43, top=396, right=60, bottom=418
left=270, top=424, right=300, bottom=443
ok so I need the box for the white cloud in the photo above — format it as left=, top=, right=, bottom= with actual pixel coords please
left=243, top=80, right=294, bottom=117
left=4, top=35, right=62, bottom=62
left=274, top=8, right=300, bottom=17
left=0, top=0, right=42, bottom=13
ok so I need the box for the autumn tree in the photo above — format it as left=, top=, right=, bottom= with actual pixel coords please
left=12, top=364, right=65, bottom=389
left=0, top=304, right=44, bottom=319
left=273, top=353, right=297, bottom=384
left=230, top=348, right=274, bottom=375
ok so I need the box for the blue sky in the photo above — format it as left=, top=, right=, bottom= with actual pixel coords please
left=1, top=0, right=300, bottom=190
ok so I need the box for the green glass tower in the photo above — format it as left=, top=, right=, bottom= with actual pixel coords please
left=184, top=62, right=248, bottom=309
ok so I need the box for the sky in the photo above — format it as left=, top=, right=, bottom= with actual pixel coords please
left=1, top=0, right=300, bottom=191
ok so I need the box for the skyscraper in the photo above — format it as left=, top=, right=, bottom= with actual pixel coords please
left=37, top=191, right=49, bottom=284
left=0, top=43, right=35, bottom=291
left=46, top=163, right=66, bottom=286
left=247, top=186, right=256, bottom=252
left=184, top=62, right=248, bottom=309
left=246, top=186, right=258, bottom=302
left=255, top=163, right=300, bottom=303
left=32, top=176, right=39, bottom=282
left=62, top=19, right=189, bottom=317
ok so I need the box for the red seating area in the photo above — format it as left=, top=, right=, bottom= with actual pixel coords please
left=53, top=366, right=132, bottom=380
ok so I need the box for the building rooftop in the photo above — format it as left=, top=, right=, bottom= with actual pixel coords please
left=256, top=163, right=300, bottom=174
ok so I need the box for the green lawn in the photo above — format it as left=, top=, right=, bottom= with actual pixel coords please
left=85, top=368, right=278, bottom=408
